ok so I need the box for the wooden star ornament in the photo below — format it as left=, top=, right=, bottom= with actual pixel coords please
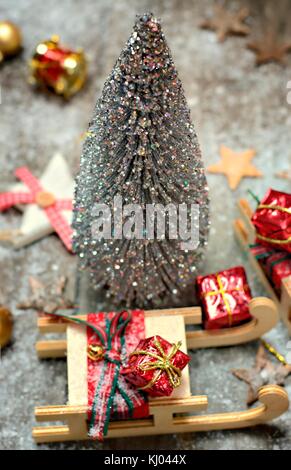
left=0, top=152, right=74, bottom=250
left=232, top=344, right=291, bottom=405
left=207, top=145, right=262, bottom=190
left=200, top=4, right=250, bottom=42
left=276, top=168, right=291, bottom=181
left=17, top=275, right=74, bottom=314
left=248, top=30, right=291, bottom=65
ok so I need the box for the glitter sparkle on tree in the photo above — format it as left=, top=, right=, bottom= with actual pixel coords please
left=73, top=13, right=210, bottom=308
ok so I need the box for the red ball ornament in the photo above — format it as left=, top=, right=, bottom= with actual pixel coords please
left=29, top=35, right=87, bottom=98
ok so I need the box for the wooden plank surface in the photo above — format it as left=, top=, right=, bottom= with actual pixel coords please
left=67, top=324, right=88, bottom=406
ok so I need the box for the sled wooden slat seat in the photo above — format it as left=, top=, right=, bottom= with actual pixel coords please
left=36, top=298, right=279, bottom=359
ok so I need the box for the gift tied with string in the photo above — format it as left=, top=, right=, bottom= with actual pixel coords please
left=250, top=243, right=291, bottom=296
left=48, top=310, right=188, bottom=440
left=0, top=166, right=73, bottom=251
left=122, top=335, right=190, bottom=397
left=251, top=188, right=291, bottom=253
left=196, top=266, right=252, bottom=330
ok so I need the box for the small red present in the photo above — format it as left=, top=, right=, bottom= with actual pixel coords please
left=250, top=243, right=291, bottom=295
left=249, top=243, right=277, bottom=277
left=249, top=243, right=275, bottom=267
left=122, top=335, right=190, bottom=397
left=251, top=188, right=291, bottom=253
left=196, top=266, right=252, bottom=330
left=265, top=252, right=291, bottom=295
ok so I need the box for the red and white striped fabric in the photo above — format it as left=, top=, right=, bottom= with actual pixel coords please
left=0, top=166, right=73, bottom=252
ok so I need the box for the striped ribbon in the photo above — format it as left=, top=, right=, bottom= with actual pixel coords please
left=0, top=167, right=73, bottom=251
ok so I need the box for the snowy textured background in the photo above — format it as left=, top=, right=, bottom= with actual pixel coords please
left=0, top=0, right=291, bottom=450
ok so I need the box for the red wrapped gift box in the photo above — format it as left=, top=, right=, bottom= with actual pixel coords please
left=196, top=266, right=252, bottom=330
left=251, top=188, right=291, bottom=253
left=122, top=335, right=190, bottom=397
left=250, top=243, right=291, bottom=295
left=249, top=243, right=275, bottom=268
left=265, top=252, right=291, bottom=294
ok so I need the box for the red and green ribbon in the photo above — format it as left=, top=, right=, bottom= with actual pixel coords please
left=249, top=243, right=274, bottom=261
left=267, top=253, right=291, bottom=274
left=87, top=310, right=132, bottom=439
left=49, top=309, right=148, bottom=440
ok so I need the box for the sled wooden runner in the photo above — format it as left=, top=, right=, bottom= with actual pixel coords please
left=234, top=198, right=291, bottom=334
left=33, top=304, right=287, bottom=443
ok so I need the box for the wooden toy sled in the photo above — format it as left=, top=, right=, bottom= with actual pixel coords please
left=234, top=198, right=291, bottom=334
left=33, top=303, right=288, bottom=443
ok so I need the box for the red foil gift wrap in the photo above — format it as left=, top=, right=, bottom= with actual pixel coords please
left=122, top=335, right=190, bottom=397
left=249, top=243, right=275, bottom=267
left=196, top=266, right=252, bottom=330
left=250, top=243, right=291, bottom=295
left=251, top=188, right=291, bottom=253
left=249, top=243, right=275, bottom=275
left=265, top=252, right=291, bottom=294
left=29, top=36, right=87, bottom=98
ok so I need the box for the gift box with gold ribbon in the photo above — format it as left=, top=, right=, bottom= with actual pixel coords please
left=122, top=335, right=190, bottom=397
left=196, top=266, right=252, bottom=330
left=251, top=188, right=291, bottom=253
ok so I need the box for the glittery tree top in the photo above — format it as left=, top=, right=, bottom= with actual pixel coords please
left=73, top=13, right=210, bottom=308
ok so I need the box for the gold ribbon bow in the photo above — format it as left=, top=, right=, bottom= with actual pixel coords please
left=203, top=274, right=246, bottom=325
left=130, top=336, right=183, bottom=391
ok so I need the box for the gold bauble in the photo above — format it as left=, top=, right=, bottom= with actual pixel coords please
left=0, top=21, right=22, bottom=62
left=0, top=306, right=13, bottom=348
left=87, top=344, right=104, bottom=362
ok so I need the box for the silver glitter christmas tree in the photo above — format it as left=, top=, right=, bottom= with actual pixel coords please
left=73, top=13, right=210, bottom=308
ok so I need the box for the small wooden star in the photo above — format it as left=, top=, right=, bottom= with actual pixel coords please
left=17, top=275, right=74, bottom=314
left=232, top=344, right=291, bottom=405
left=276, top=168, right=291, bottom=180
left=200, top=4, right=250, bottom=42
left=207, top=145, right=262, bottom=190
left=248, top=30, right=291, bottom=65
